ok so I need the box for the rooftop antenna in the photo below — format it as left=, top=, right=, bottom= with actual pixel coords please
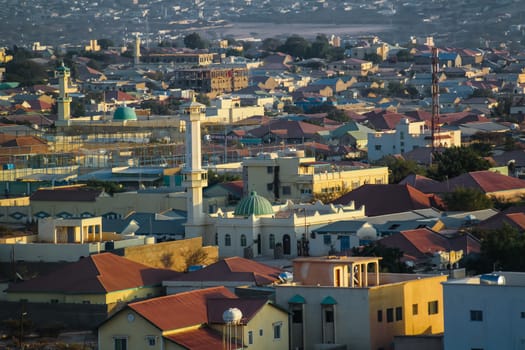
left=431, top=47, right=440, bottom=155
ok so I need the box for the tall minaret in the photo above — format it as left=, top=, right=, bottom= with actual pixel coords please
left=134, top=34, right=141, bottom=66
left=182, top=96, right=208, bottom=239
left=56, top=63, right=72, bottom=124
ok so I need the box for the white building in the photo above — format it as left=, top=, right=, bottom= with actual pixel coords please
left=367, top=119, right=461, bottom=161
left=206, top=193, right=366, bottom=258
left=443, top=272, right=525, bottom=350
left=205, top=95, right=265, bottom=124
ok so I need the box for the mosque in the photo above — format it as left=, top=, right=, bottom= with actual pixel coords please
left=180, top=100, right=367, bottom=259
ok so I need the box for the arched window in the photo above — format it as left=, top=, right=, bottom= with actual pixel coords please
left=240, top=234, right=247, bottom=247
left=269, top=234, right=275, bottom=249
left=225, top=234, right=231, bottom=246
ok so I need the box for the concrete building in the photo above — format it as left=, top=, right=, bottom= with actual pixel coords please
left=275, top=256, right=447, bottom=350
left=443, top=272, right=525, bottom=350
left=367, top=119, right=461, bottom=161
left=143, top=51, right=214, bottom=66
left=241, top=149, right=389, bottom=202
left=170, top=67, right=249, bottom=97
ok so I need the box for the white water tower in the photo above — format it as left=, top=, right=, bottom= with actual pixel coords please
left=222, top=307, right=243, bottom=350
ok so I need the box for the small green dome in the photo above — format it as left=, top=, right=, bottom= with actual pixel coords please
left=113, top=106, right=137, bottom=121
left=234, top=191, right=274, bottom=217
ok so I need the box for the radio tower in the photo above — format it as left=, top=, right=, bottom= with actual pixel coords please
left=431, top=47, right=440, bottom=153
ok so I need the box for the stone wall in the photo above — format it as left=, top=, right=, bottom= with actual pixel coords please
left=116, top=237, right=218, bottom=271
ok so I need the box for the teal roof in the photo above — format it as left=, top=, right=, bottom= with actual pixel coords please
left=56, top=63, right=70, bottom=72
left=321, top=296, right=337, bottom=305
left=234, top=191, right=273, bottom=217
left=0, top=82, right=19, bottom=90
left=113, top=106, right=137, bottom=121
left=288, top=294, right=306, bottom=304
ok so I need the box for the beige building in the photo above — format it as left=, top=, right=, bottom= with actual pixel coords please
left=275, top=256, right=447, bottom=350
left=98, top=286, right=289, bottom=350
left=241, top=149, right=389, bottom=202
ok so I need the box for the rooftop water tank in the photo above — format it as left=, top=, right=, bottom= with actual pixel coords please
left=480, top=273, right=506, bottom=285
left=222, top=308, right=243, bottom=324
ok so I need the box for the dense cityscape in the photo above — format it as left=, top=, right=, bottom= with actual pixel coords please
left=0, top=0, right=525, bottom=349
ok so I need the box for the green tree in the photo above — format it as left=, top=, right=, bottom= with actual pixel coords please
left=5, top=60, right=48, bottom=86
left=428, top=146, right=491, bottom=181
left=375, top=156, right=426, bottom=184
left=261, top=38, right=282, bottom=52
left=309, top=35, right=330, bottom=59
left=396, top=49, right=413, bottom=62
left=278, top=35, right=310, bottom=58
left=97, top=38, right=114, bottom=50
left=478, top=224, right=525, bottom=272
left=353, top=242, right=412, bottom=273
left=183, top=32, right=208, bottom=49
left=196, top=93, right=210, bottom=106
left=442, top=187, right=493, bottom=211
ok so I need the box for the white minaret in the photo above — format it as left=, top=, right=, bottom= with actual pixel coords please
left=134, top=34, right=141, bottom=66
left=182, top=97, right=208, bottom=238
left=56, top=63, right=71, bottom=124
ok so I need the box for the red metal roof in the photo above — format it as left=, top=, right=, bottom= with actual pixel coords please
left=165, top=327, right=225, bottom=350
left=7, top=252, right=180, bottom=294
left=129, top=287, right=236, bottom=331
left=332, top=184, right=443, bottom=216
left=30, top=186, right=103, bottom=202
left=207, top=298, right=268, bottom=324
left=447, top=170, right=525, bottom=193
left=169, top=257, right=283, bottom=286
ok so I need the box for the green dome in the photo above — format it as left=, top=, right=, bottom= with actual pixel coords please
left=113, top=106, right=137, bottom=121
left=234, top=191, right=274, bottom=217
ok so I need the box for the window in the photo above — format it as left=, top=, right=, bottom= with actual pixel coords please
left=240, top=234, right=247, bottom=247
left=325, top=309, right=334, bottom=323
left=412, top=304, right=418, bottom=315
left=375, top=145, right=382, bottom=151
left=282, top=186, right=291, bottom=195
left=269, top=234, right=275, bottom=249
left=428, top=301, right=438, bottom=315
left=386, top=308, right=394, bottom=323
left=292, top=308, right=303, bottom=323
left=395, top=307, right=403, bottom=321
left=273, top=323, right=282, bottom=339
left=323, top=235, right=331, bottom=245
left=248, top=331, right=253, bottom=344
left=145, top=336, right=156, bottom=346
left=225, top=234, right=231, bottom=246
left=377, top=310, right=383, bottom=322
left=114, top=337, right=127, bottom=350
left=470, top=310, right=483, bottom=322
left=521, top=311, right=525, bottom=319
left=267, top=166, right=273, bottom=174
left=259, top=329, right=263, bottom=336
left=215, top=232, right=218, bottom=245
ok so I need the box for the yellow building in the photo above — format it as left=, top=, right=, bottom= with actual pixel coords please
left=275, top=256, right=446, bottom=350
left=6, top=253, right=180, bottom=317
left=241, top=149, right=388, bottom=202
left=98, top=286, right=289, bottom=350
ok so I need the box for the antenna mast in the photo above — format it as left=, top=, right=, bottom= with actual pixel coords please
left=431, top=47, right=440, bottom=153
